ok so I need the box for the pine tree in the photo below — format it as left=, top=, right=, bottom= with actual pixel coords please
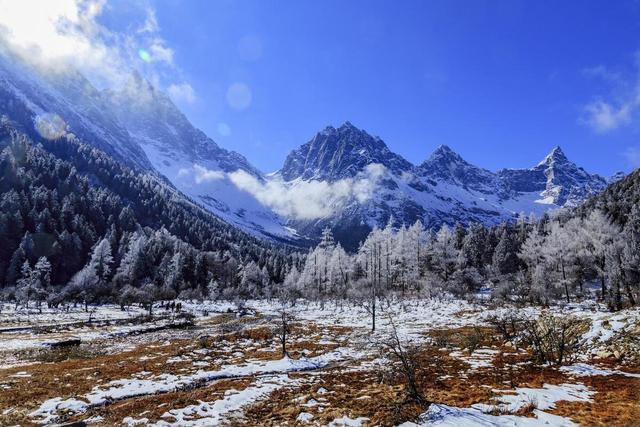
left=492, top=228, right=519, bottom=275
left=34, top=257, right=51, bottom=290
left=89, top=238, right=113, bottom=283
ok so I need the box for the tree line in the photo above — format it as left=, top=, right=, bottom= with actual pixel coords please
left=0, top=123, right=302, bottom=310
left=282, top=202, right=640, bottom=312
left=1, top=119, right=638, bottom=313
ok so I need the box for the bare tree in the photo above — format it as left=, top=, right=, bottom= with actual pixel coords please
left=276, top=308, right=294, bottom=357
left=379, top=313, right=430, bottom=408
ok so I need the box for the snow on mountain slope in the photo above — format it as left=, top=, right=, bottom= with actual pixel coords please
left=103, top=73, right=297, bottom=242
left=275, top=122, right=608, bottom=248
left=0, top=51, right=296, bottom=243
left=0, top=49, right=150, bottom=170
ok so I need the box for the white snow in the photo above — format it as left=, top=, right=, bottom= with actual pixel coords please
left=450, top=349, right=499, bottom=371
left=328, top=415, right=370, bottom=426
left=151, top=374, right=295, bottom=426
left=472, top=383, right=593, bottom=413
left=297, top=411, right=314, bottom=422
left=400, top=383, right=593, bottom=426
left=561, top=363, right=640, bottom=378
left=401, top=403, right=580, bottom=427
left=29, top=351, right=348, bottom=423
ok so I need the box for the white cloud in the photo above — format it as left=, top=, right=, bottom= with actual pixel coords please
left=582, top=54, right=640, bottom=133
left=0, top=0, right=191, bottom=95
left=137, top=6, right=159, bottom=34
left=583, top=100, right=632, bottom=133
left=168, top=82, right=196, bottom=104
left=193, top=164, right=225, bottom=183
left=582, top=65, right=621, bottom=83
left=0, top=0, right=118, bottom=80
left=228, top=163, right=387, bottom=220
left=149, top=39, right=174, bottom=64
left=179, top=163, right=387, bottom=220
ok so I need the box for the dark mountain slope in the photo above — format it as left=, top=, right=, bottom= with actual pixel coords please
left=0, top=122, right=298, bottom=299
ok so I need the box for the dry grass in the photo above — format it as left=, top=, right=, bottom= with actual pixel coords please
left=0, top=337, right=220, bottom=426
left=75, top=378, right=253, bottom=425
left=552, top=374, right=640, bottom=426
left=1, top=312, right=638, bottom=427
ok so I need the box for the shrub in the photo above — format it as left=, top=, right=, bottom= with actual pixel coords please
left=519, top=314, right=586, bottom=366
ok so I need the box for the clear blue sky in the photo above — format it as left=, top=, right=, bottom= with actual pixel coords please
left=107, top=0, right=640, bottom=176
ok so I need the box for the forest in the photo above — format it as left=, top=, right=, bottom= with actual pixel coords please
left=0, top=124, right=300, bottom=310
left=1, top=122, right=639, bottom=315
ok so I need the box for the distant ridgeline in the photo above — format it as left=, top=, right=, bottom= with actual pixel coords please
left=0, top=123, right=303, bottom=306
left=0, top=120, right=638, bottom=310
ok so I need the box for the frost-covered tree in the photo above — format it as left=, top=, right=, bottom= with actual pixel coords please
left=16, top=261, right=45, bottom=308
left=581, top=211, right=620, bottom=300
left=88, top=238, right=113, bottom=283
left=431, top=225, right=458, bottom=282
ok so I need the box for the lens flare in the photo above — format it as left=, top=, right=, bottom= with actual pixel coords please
left=217, top=122, right=231, bottom=137
left=226, top=83, right=252, bottom=110
left=34, top=113, right=66, bottom=140
left=138, top=48, right=151, bottom=62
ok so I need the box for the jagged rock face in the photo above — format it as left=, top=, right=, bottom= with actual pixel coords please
left=104, top=73, right=260, bottom=177
left=280, top=122, right=414, bottom=181
left=0, top=51, right=150, bottom=171
left=418, top=145, right=497, bottom=194
left=279, top=124, right=610, bottom=248
left=497, top=147, right=607, bottom=206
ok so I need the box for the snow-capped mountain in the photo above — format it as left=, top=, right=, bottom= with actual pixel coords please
left=0, top=51, right=150, bottom=170
left=0, top=51, right=296, bottom=242
left=280, top=121, right=413, bottom=181
left=497, top=146, right=607, bottom=207
left=0, top=48, right=612, bottom=249
left=103, top=73, right=296, bottom=242
left=277, top=123, right=609, bottom=248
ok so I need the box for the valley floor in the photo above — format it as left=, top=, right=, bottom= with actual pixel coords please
left=0, top=299, right=638, bottom=426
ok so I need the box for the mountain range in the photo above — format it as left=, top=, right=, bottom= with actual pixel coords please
left=0, top=51, right=617, bottom=249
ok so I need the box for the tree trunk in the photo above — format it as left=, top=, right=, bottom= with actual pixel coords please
left=372, top=295, right=376, bottom=332
left=625, top=282, right=636, bottom=306
left=561, top=259, right=570, bottom=303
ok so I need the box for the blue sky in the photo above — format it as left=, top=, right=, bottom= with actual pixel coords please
left=102, top=1, right=640, bottom=175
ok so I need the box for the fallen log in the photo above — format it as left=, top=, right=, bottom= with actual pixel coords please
left=45, top=338, right=82, bottom=348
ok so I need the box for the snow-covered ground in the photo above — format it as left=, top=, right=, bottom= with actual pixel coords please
left=1, top=298, right=638, bottom=426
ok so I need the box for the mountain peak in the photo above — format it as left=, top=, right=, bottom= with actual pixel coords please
left=279, top=123, right=412, bottom=181
left=497, top=145, right=608, bottom=206
left=430, top=144, right=461, bottom=159
left=538, top=145, right=569, bottom=167
left=419, top=144, right=496, bottom=191
left=339, top=120, right=357, bottom=130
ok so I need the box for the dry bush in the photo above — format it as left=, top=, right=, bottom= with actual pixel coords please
left=487, top=312, right=524, bottom=344
left=29, top=345, right=102, bottom=363
left=378, top=315, right=430, bottom=409
left=428, top=326, right=494, bottom=351
left=519, top=314, right=587, bottom=366
left=429, top=330, right=455, bottom=349
left=460, top=327, right=485, bottom=353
